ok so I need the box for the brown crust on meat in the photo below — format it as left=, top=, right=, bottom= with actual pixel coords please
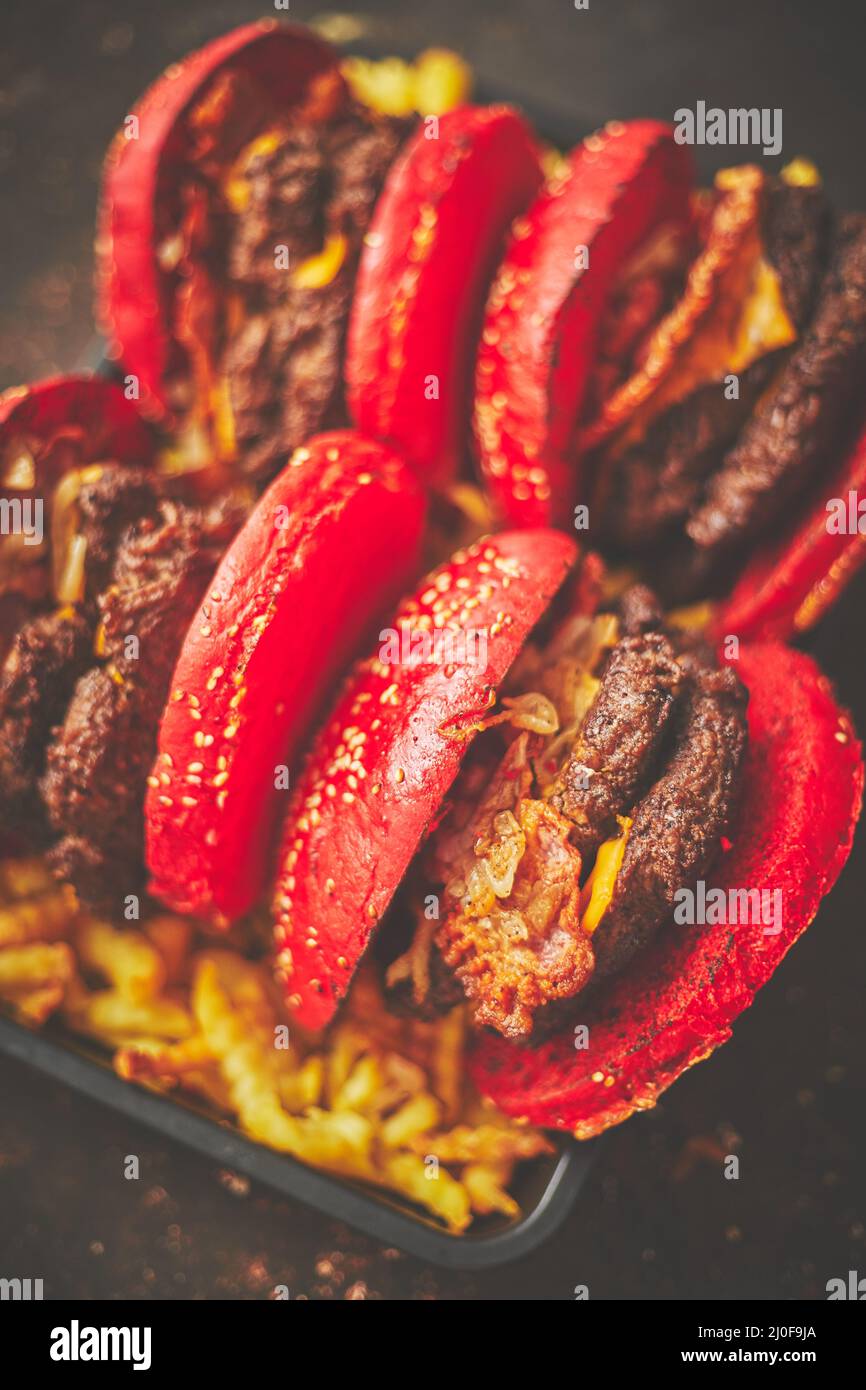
left=598, top=355, right=778, bottom=552
left=75, top=466, right=162, bottom=594
left=593, top=655, right=748, bottom=979
left=761, top=178, right=831, bottom=332
left=42, top=499, right=240, bottom=911
left=616, top=583, right=666, bottom=635
left=548, top=629, right=686, bottom=854
left=598, top=180, right=831, bottom=555
left=396, top=587, right=750, bottom=1039
left=687, top=213, right=866, bottom=554
left=0, top=609, right=94, bottom=838
left=223, top=105, right=407, bottom=478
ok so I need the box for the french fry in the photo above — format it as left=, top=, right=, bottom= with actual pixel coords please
left=5, top=981, right=66, bottom=1026
left=379, top=1152, right=472, bottom=1233
left=277, top=1054, right=324, bottom=1113
left=67, top=989, right=193, bottom=1040
left=0, top=941, right=74, bottom=989
left=143, top=915, right=194, bottom=983
left=381, top=1092, right=441, bottom=1148
left=342, top=55, right=416, bottom=116
left=0, top=846, right=550, bottom=1233
left=76, top=919, right=166, bottom=1001
left=325, top=1024, right=369, bottom=1106
left=0, top=857, right=57, bottom=900
left=463, top=1163, right=520, bottom=1219
left=177, top=1067, right=234, bottom=1114
left=413, top=48, right=472, bottom=115
left=382, top=1051, right=427, bottom=1096
left=431, top=1006, right=466, bottom=1122
left=192, top=958, right=373, bottom=1169
left=342, top=48, right=471, bottom=118
left=0, top=890, right=77, bottom=947
left=408, top=1122, right=553, bottom=1164
left=333, top=1054, right=383, bottom=1115
left=363, top=1051, right=428, bottom=1115
left=124, top=1060, right=234, bottom=1116
left=114, top=1033, right=213, bottom=1081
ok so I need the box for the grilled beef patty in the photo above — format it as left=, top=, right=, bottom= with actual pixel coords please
left=548, top=629, right=685, bottom=855
left=0, top=457, right=243, bottom=913
left=42, top=498, right=241, bottom=913
left=593, top=651, right=748, bottom=979
left=687, top=212, right=866, bottom=555
left=0, top=465, right=161, bottom=842
left=597, top=177, right=832, bottom=561
left=223, top=104, right=407, bottom=479
left=0, top=609, right=94, bottom=839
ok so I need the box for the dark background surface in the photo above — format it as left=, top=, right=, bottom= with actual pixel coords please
left=1, top=0, right=865, bottom=1300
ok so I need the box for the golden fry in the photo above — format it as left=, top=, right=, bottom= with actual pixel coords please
left=325, top=1024, right=369, bottom=1106
left=381, top=1093, right=441, bottom=1148
left=0, top=941, right=74, bottom=989
left=177, top=1067, right=234, bottom=1114
left=144, top=915, right=194, bottom=983
left=0, top=890, right=77, bottom=947
left=342, top=48, right=471, bottom=118
left=114, top=1033, right=213, bottom=1081
left=76, top=919, right=166, bottom=1002
left=277, top=1055, right=324, bottom=1113
left=342, top=55, right=416, bottom=116
left=67, top=989, right=193, bottom=1040
left=430, top=1007, right=466, bottom=1122
left=0, top=845, right=550, bottom=1233
left=379, top=1152, right=472, bottom=1233
left=5, top=981, right=65, bottom=1026
left=192, top=958, right=374, bottom=1169
left=0, top=857, right=57, bottom=901
left=413, top=48, right=473, bottom=115
left=463, top=1163, right=520, bottom=1219
left=408, top=1122, right=553, bottom=1165
left=333, top=1054, right=383, bottom=1115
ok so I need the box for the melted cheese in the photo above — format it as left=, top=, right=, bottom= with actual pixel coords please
left=291, top=232, right=348, bottom=289
left=580, top=816, right=632, bottom=935
left=223, top=130, right=284, bottom=213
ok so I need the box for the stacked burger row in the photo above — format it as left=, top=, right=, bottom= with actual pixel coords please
left=0, top=20, right=862, bottom=1138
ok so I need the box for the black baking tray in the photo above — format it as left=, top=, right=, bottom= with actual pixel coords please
left=0, top=1012, right=596, bottom=1269
left=0, top=64, right=601, bottom=1269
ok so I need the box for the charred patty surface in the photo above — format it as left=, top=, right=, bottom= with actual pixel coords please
left=0, top=609, right=94, bottom=838
left=593, top=654, right=748, bottom=979
left=548, top=629, right=686, bottom=855
left=599, top=356, right=778, bottom=552
left=41, top=499, right=239, bottom=911
left=224, top=105, right=407, bottom=479
left=687, top=213, right=866, bottom=555
left=598, top=179, right=831, bottom=556
left=74, top=465, right=162, bottom=594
